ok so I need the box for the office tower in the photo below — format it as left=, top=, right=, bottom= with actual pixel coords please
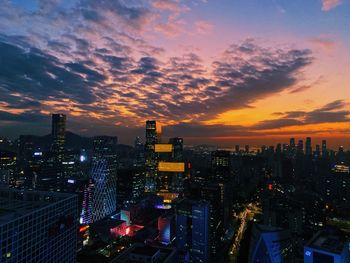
left=145, top=120, right=161, bottom=192
left=324, top=164, right=350, bottom=203
left=0, top=188, right=78, bottom=262
left=175, top=199, right=210, bottom=263
left=297, top=139, right=304, bottom=154
left=322, top=140, right=327, bottom=157
left=210, top=150, right=232, bottom=230
left=290, top=138, right=296, bottom=149
left=211, top=150, right=231, bottom=183
left=245, top=145, right=250, bottom=153
left=51, top=114, right=66, bottom=161
left=306, top=137, right=312, bottom=156
left=158, top=213, right=175, bottom=244
left=304, top=230, right=350, bottom=263
left=80, top=178, right=94, bottom=225
left=18, top=135, right=34, bottom=170
left=315, top=144, right=321, bottom=157
left=235, top=145, right=240, bottom=153
left=134, top=136, right=145, bottom=167
left=0, top=150, right=17, bottom=186
left=91, top=136, right=118, bottom=222
left=169, top=137, right=183, bottom=161
left=248, top=224, right=293, bottom=263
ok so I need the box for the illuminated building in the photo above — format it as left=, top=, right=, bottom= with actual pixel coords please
left=304, top=230, right=350, bottom=263
left=175, top=198, right=210, bottom=263
left=211, top=150, right=231, bottom=183
left=210, top=150, right=232, bottom=230
left=248, top=224, right=293, bottom=263
left=117, top=168, right=144, bottom=207
left=145, top=120, right=161, bottom=192
left=80, top=178, right=94, bottom=225
left=322, top=140, right=328, bottom=157
left=18, top=135, right=34, bottom=169
left=0, top=188, right=78, bottom=262
left=91, top=136, right=118, bottom=222
left=184, top=178, right=226, bottom=258
left=158, top=213, right=175, bottom=245
left=324, top=163, right=350, bottom=203
left=0, top=151, right=17, bottom=186
left=51, top=114, right=66, bottom=162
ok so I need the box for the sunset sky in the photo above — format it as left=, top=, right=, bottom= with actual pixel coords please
left=0, top=0, right=349, bottom=147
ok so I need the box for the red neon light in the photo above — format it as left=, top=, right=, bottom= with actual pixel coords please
left=126, top=227, right=130, bottom=235
left=268, top=184, right=273, bottom=191
left=79, top=225, right=89, bottom=232
left=188, top=163, right=191, bottom=169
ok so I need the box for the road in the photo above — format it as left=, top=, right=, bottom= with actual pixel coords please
left=228, top=202, right=261, bottom=263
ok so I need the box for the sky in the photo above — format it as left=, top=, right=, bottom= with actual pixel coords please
left=0, top=0, right=349, bottom=148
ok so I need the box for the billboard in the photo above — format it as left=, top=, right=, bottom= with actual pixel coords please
left=155, top=144, right=173, bottom=153
left=158, top=162, right=185, bottom=172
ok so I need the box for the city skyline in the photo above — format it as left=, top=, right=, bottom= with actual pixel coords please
left=0, top=0, right=350, bottom=147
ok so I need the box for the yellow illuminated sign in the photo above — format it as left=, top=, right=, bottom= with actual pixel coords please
left=155, top=144, right=173, bottom=153
left=158, top=162, right=185, bottom=172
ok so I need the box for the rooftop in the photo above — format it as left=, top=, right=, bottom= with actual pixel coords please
left=0, top=188, right=76, bottom=225
left=306, top=230, right=349, bottom=254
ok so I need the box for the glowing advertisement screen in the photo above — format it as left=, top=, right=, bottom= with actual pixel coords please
left=158, top=162, right=185, bottom=172
left=155, top=144, right=173, bottom=153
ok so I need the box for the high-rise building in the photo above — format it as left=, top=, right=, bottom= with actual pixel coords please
left=80, top=178, right=94, bottom=225
left=322, top=140, right=328, bottom=157
left=175, top=198, right=210, bottom=263
left=297, top=140, right=304, bottom=154
left=304, top=230, right=350, bottom=263
left=306, top=137, right=312, bottom=156
left=158, top=213, right=175, bottom=245
left=0, top=188, right=78, bottom=262
left=211, top=150, right=231, bottom=183
left=324, top=163, right=350, bottom=203
left=91, top=136, right=118, bottom=222
left=145, top=120, right=161, bottom=192
left=248, top=224, right=293, bottom=263
left=51, top=114, right=66, bottom=161
left=290, top=138, right=296, bottom=149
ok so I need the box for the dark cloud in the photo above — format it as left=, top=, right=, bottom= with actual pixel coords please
left=254, top=100, right=350, bottom=130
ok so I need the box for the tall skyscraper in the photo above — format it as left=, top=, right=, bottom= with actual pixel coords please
left=290, top=138, right=296, bottom=149
left=297, top=139, right=304, bottom=154
left=175, top=198, right=210, bottom=263
left=91, top=136, right=118, bottom=222
left=0, top=188, right=78, bottom=262
left=145, top=120, right=161, bottom=192
left=211, top=150, right=231, bottom=183
left=322, top=140, right=328, bottom=157
left=51, top=114, right=66, bottom=161
left=306, top=137, right=312, bottom=156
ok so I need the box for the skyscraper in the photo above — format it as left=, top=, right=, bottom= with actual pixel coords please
left=91, top=136, right=118, bottom=222
left=51, top=114, right=66, bottom=161
left=175, top=198, right=210, bottom=263
left=306, top=137, right=312, bottom=156
left=145, top=120, right=161, bottom=192
left=322, top=140, right=328, bottom=157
